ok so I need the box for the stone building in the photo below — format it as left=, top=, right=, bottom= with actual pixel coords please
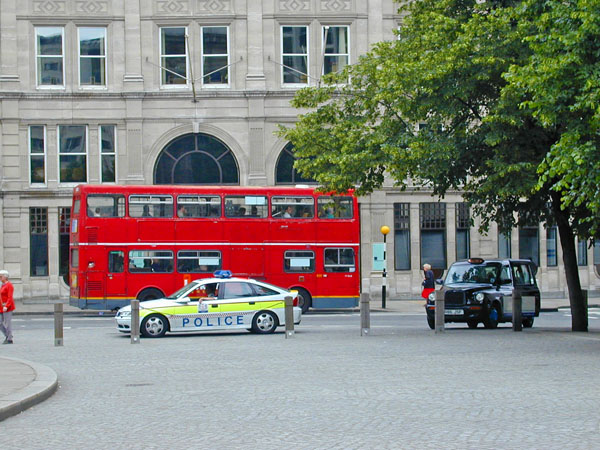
left=0, top=0, right=597, bottom=302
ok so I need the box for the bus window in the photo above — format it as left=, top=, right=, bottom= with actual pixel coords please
left=284, top=250, right=315, bottom=273
left=129, top=250, right=173, bottom=273
left=73, top=199, right=80, bottom=215
left=318, top=196, right=353, bottom=219
left=177, top=195, right=221, bottom=218
left=87, top=194, right=125, bottom=217
left=129, top=195, right=173, bottom=218
left=272, top=196, right=314, bottom=218
left=224, top=196, right=268, bottom=218
left=108, top=251, right=124, bottom=273
left=71, top=248, right=79, bottom=268
left=177, top=250, right=222, bottom=273
left=324, top=248, right=355, bottom=272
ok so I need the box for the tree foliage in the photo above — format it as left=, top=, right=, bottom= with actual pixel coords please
left=279, top=0, right=600, bottom=330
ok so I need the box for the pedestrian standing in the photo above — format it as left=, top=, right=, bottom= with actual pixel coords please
left=0, top=269, right=15, bottom=344
left=421, top=263, right=435, bottom=300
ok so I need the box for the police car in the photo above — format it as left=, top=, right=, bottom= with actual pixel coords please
left=426, top=258, right=541, bottom=329
left=115, top=271, right=302, bottom=337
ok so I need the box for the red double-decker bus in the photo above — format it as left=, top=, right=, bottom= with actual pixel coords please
left=69, top=184, right=360, bottom=312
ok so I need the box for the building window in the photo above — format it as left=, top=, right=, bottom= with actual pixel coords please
left=29, top=125, right=46, bottom=184
left=100, top=125, right=116, bottom=182
left=323, top=26, right=349, bottom=77
left=577, top=239, right=588, bottom=266
left=420, top=203, right=446, bottom=269
left=594, top=242, right=600, bottom=265
left=79, top=27, right=106, bottom=87
left=201, top=26, right=229, bottom=85
left=519, top=225, right=539, bottom=267
left=275, top=143, right=316, bottom=184
left=59, top=125, right=87, bottom=183
left=282, top=26, right=308, bottom=85
left=160, top=27, right=188, bottom=86
left=59, top=207, right=71, bottom=284
left=394, top=203, right=410, bottom=270
left=36, top=27, right=64, bottom=87
left=30, top=208, right=49, bottom=276
left=498, top=231, right=511, bottom=259
left=546, top=226, right=558, bottom=267
left=456, top=203, right=470, bottom=260
left=154, top=133, right=239, bottom=184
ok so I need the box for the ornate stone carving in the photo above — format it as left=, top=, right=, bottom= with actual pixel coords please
left=278, top=0, right=311, bottom=12
left=319, top=0, right=352, bottom=12
left=155, top=0, right=190, bottom=14
left=197, top=0, right=231, bottom=13
left=32, top=1, right=66, bottom=14
left=75, top=1, right=109, bottom=14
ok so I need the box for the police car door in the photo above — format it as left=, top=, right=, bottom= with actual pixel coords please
left=169, top=283, right=220, bottom=332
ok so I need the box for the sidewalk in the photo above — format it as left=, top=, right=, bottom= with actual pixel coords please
left=0, top=356, right=58, bottom=422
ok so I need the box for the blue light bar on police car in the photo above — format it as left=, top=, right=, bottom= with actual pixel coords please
left=213, top=270, right=233, bottom=278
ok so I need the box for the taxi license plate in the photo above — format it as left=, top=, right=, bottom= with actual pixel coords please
left=445, top=309, right=463, bottom=315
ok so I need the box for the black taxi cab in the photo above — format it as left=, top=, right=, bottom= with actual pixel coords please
left=425, top=258, right=541, bottom=329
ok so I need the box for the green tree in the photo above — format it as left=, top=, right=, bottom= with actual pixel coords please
left=279, top=0, right=599, bottom=331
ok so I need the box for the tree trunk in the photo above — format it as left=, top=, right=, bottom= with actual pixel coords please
left=553, top=197, right=587, bottom=331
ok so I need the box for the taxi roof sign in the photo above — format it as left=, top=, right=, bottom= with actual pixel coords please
left=467, top=257, right=485, bottom=264
left=213, top=270, right=233, bottom=278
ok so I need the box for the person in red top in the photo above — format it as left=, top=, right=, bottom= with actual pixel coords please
left=0, top=269, right=15, bottom=344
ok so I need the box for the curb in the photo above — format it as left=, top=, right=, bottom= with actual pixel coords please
left=0, top=357, right=58, bottom=422
left=14, top=311, right=115, bottom=317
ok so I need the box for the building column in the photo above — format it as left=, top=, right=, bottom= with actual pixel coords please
left=123, top=0, right=144, bottom=89
left=0, top=0, right=19, bottom=86
left=245, top=0, right=266, bottom=89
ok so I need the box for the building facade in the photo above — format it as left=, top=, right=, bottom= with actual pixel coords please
left=0, top=0, right=598, bottom=301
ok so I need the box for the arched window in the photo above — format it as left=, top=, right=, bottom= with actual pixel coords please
left=275, top=142, right=316, bottom=184
left=154, top=133, right=239, bottom=184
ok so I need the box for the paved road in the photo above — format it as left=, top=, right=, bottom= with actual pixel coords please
left=1, top=310, right=599, bottom=449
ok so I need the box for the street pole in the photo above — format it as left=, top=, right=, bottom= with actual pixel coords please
left=131, top=300, right=140, bottom=344
left=512, top=289, right=522, bottom=332
left=284, top=295, right=295, bottom=339
left=380, top=226, right=390, bottom=309
left=360, top=293, right=370, bottom=336
left=54, top=303, right=63, bottom=347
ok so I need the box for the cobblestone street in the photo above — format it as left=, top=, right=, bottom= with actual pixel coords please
left=1, top=312, right=599, bottom=449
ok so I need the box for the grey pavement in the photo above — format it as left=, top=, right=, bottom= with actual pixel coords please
left=0, top=295, right=586, bottom=425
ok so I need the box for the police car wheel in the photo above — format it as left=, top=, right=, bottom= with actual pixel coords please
left=251, top=311, right=278, bottom=334
left=141, top=314, right=168, bottom=338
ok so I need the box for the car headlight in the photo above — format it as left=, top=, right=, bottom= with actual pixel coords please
left=475, top=292, right=485, bottom=302
left=428, top=292, right=436, bottom=301
left=118, top=310, right=131, bottom=318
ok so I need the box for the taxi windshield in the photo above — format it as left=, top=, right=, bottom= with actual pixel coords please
left=445, top=262, right=502, bottom=285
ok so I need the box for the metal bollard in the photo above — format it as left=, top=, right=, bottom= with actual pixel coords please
left=54, top=303, right=64, bottom=347
left=512, top=289, right=522, bottom=332
left=583, top=289, right=589, bottom=326
left=360, top=293, right=371, bottom=336
left=434, top=295, right=445, bottom=333
left=284, top=296, right=294, bottom=338
left=131, top=300, right=140, bottom=344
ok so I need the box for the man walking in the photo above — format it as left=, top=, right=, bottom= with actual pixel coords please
left=0, top=269, right=15, bottom=344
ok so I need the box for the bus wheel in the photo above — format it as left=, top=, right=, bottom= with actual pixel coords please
left=137, top=288, right=163, bottom=302
left=141, top=314, right=168, bottom=338
left=295, top=287, right=312, bottom=314
left=251, top=311, right=278, bottom=334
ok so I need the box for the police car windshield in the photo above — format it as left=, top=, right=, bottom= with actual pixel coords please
left=167, top=283, right=201, bottom=300
left=445, top=262, right=502, bottom=285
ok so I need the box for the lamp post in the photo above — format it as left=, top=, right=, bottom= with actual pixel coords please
left=380, top=225, right=390, bottom=308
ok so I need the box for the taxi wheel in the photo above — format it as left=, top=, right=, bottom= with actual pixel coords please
left=522, top=317, right=534, bottom=328
left=141, top=314, right=168, bottom=338
left=251, top=311, right=278, bottom=334
left=483, top=304, right=500, bottom=329
left=467, top=320, right=479, bottom=329
left=426, top=314, right=435, bottom=330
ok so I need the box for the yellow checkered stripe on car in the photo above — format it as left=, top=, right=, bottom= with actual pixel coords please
left=220, top=301, right=284, bottom=312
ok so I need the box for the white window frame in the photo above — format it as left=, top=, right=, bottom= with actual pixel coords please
left=201, top=25, right=230, bottom=88
left=322, top=25, right=350, bottom=78
left=58, top=125, right=89, bottom=186
left=29, top=125, right=47, bottom=187
left=78, top=27, right=107, bottom=89
left=99, top=125, right=117, bottom=183
left=159, top=26, right=189, bottom=88
left=35, top=26, right=65, bottom=89
left=281, top=25, right=309, bottom=87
